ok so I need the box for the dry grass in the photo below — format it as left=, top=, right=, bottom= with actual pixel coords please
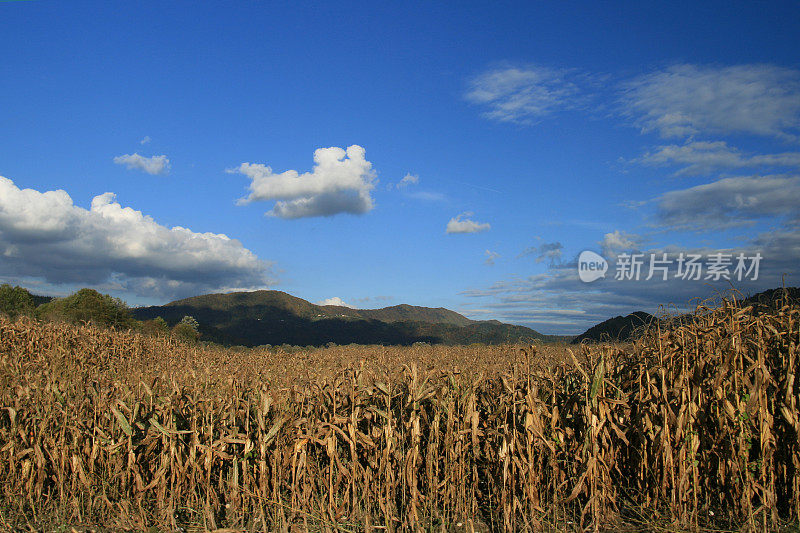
left=0, top=296, right=797, bottom=532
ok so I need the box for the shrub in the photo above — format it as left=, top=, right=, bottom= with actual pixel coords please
left=0, top=284, right=35, bottom=318
left=171, top=315, right=200, bottom=342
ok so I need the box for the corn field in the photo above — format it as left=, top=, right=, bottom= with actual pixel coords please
left=0, top=296, right=798, bottom=531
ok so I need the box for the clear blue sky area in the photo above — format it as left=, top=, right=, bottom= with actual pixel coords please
left=1, top=1, right=799, bottom=333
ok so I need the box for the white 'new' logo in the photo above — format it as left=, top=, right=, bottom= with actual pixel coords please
left=578, top=250, right=608, bottom=283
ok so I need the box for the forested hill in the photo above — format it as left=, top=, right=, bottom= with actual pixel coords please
left=133, top=290, right=565, bottom=346
left=572, top=287, right=800, bottom=344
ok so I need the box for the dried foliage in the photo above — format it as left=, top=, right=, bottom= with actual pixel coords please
left=0, top=295, right=798, bottom=532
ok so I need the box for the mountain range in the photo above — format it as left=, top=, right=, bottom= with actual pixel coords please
left=20, top=285, right=795, bottom=347
left=132, top=290, right=570, bottom=347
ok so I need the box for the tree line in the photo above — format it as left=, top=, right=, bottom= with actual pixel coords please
left=0, top=284, right=200, bottom=342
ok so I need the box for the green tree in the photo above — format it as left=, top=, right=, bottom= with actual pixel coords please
left=36, top=288, right=136, bottom=328
left=0, top=284, right=35, bottom=319
left=172, top=315, right=200, bottom=342
left=142, top=316, right=169, bottom=336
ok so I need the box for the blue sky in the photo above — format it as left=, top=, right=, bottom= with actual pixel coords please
left=1, top=1, right=799, bottom=334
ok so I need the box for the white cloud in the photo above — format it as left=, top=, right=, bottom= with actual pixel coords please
left=636, top=141, right=800, bottom=176
left=233, top=145, right=376, bottom=219
left=397, top=173, right=419, bottom=188
left=599, top=230, right=642, bottom=256
left=485, top=250, right=500, bottom=265
left=621, top=64, right=800, bottom=140
left=0, top=176, right=272, bottom=299
left=113, top=153, right=170, bottom=175
left=656, top=174, right=800, bottom=230
left=140, top=136, right=151, bottom=145
left=446, top=212, right=491, bottom=234
left=316, top=296, right=352, bottom=307
left=466, top=65, right=581, bottom=124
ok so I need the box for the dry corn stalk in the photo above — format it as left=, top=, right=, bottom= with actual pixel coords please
left=0, top=295, right=797, bottom=531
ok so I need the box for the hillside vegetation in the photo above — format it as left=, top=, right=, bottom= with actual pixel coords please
left=571, top=311, right=655, bottom=344
left=133, top=290, right=564, bottom=346
left=0, top=294, right=797, bottom=531
left=165, top=291, right=473, bottom=326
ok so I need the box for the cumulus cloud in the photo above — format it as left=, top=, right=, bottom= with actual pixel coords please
left=599, top=230, right=642, bottom=257
left=233, top=145, right=376, bottom=219
left=485, top=250, right=500, bottom=265
left=621, top=64, right=800, bottom=140
left=466, top=65, right=582, bottom=124
left=113, top=153, right=170, bottom=175
left=316, top=296, right=352, bottom=307
left=656, top=174, right=800, bottom=231
left=397, top=173, right=419, bottom=188
left=636, top=141, right=800, bottom=176
left=446, top=212, right=491, bottom=234
left=0, top=176, right=272, bottom=299
left=140, top=136, right=151, bottom=145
